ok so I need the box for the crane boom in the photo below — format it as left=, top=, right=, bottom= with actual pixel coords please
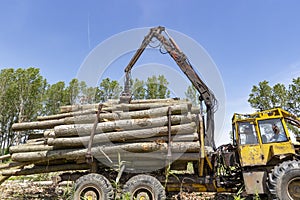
left=120, top=26, right=217, bottom=149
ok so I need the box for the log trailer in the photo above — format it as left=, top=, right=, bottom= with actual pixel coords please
left=1, top=26, right=300, bottom=200
left=73, top=26, right=300, bottom=199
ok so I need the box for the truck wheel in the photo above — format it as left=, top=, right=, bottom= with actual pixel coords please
left=268, top=160, right=300, bottom=200
left=123, top=174, right=166, bottom=200
left=74, top=173, right=114, bottom=200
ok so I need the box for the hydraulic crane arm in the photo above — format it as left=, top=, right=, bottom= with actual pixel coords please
left=120, top=26, right=217, bottom=149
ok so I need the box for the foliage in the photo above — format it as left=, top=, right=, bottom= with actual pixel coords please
left=288, top=77, right=300, bottom=114
left=145, top=75, right=170, bottom=99
left=0, top=69, right=168, bottom=155
left=0, top=67, right=47, bottom=153
left=248, top=79, right=300, bottom=136
left=43, top=81, right=66, bottom=115
left=185, top=85, right=200, bottom=105
left=131, top=78, right=146, bottom=100
left=99, top=78, right=122, bottom=102
left=0, top=68, right=127, bottom=155
left=248, top=81, right=275, bottom=110
left=248, top=79, right=299, bottom=113
left=233, top=187, right=246, bottom=200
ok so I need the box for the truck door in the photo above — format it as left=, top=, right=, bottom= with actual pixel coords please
left=237, top=122, right=263, bottom=166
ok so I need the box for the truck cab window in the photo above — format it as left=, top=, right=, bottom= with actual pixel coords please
left=238, top=122, right=258, bottom=145
left=258, top=118, right=287, bottom=143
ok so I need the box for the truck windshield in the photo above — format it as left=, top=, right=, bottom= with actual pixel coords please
left=258, top=118, right=287, bottom=143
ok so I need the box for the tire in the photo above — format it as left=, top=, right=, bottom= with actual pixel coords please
left=74, top=173, right=114, bottom=200
left=123, top=174, right=166, bottom=200
left=268, top=160, right=300, bottom=200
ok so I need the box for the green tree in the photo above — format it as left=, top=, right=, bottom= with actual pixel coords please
left=43, top=81, right=66, bottom=115
left=80, top=83, right=101, bottom=104
left=0, top=68, right=46, bottom=154
left=248, top=81, right=289, bottom=111
left=145, top=75, right=170, bottom=99
left=288, top=77, right=300, bottom=115
left=131, top=78, right=146, bottom=100
left=0, top=69, right=16, bottom=154
left=248, top=79, right=300, bottom=137
left=185, top=85, right=200, bottom=105
left=14, top=68, right=47, bottom=122
left=99, top=78, right=122, bottom=102
left=271, top=83, right=288, bottom=109
left=64, top=78, right=80, bottom=105
left=248, top=80, right=273, bottom=110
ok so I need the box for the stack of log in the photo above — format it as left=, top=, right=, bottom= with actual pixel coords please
left=0, top=98, right=203, bottom=179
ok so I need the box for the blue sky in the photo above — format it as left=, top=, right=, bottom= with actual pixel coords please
left=1, top=0, right=300, bottom=145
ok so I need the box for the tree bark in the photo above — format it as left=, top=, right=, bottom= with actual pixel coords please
left=0, top=154, right=11, bottom=161
left=47, top=123, right=196, bottom=147
left=9, top=144, right=56, bottom=154
left=12, top=104, right=198, bottom=131
left=37, top=109, right=97, bottom=121
left=59, top=100, right=191, bottom=113
left=11, top=141, right=200, bottom=163
left=54, top=114, right=196, bottom=137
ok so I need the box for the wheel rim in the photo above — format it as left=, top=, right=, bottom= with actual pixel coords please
left=132, top=187, right=154, bottom=200
left=287, top=177, right=300, bottom=199
left=79, top=184, right=102, bottom=200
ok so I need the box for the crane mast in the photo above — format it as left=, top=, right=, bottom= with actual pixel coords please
left=120, top=26, right=217, bottom=149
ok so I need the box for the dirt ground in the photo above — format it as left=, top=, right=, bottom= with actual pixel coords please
left=0, top=180, right=71, bottom=200
left=0, top=180, right=217, bottom=200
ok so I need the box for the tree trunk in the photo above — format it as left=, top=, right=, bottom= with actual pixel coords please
left=0, top=154, right=10, bottom=161
left=37, top=109, right=97, bottom=121
left=47, top=122, right=196, bottom=147
left=12, top=104, right=198, bottom=131
left=54, top=114, right=196, bottom=137
left=9, top=144, right=56, bottom=154
left=11, top=141, right=200, bottom=163
left=59, top=100, right=191, bottom=113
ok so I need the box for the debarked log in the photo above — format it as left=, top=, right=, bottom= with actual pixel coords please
left=54, top=114, right=197, bottom=137
left=11, top=142, right=200, bottom=163
left=47, top=122, right=196, bottom=147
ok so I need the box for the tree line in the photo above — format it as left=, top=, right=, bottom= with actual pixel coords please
left=248, top=78, right=300, bottom=136
left=0, top=67, right=171, bottom=155
left=3, top=67, right=296, bottom=154
left=248, top=78, right=300, bottom=115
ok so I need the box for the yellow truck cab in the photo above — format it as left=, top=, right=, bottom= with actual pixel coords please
left=232, top=108, right=300, bottom=199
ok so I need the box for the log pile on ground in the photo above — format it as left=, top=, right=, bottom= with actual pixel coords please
left=0, top=98, right=203, bottom=181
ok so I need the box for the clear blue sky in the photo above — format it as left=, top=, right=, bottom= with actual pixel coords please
left=1, top=0, right=300, bottom=145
